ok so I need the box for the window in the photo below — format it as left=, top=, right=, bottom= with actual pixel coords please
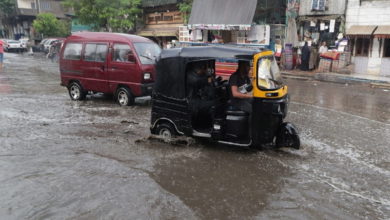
left=96, top=44, right=108, bottom=62
left=63, top=43, right=82, bottom=60
left=84, top=44, right=97, bottom=61
left=112, top=44, right=133, bottom=62
left=355, top=38, right=370, bottom=56
left=40, top=2, right=51, bottom=10
left=31, top=2, right=36, bottom=9
left=133, top=43, right=161, bottom=65
left=384, top=39, right=390, bottom=57
left=312, top=0, right=326, bottom=11
left=84, top=44, right=107, bottom=62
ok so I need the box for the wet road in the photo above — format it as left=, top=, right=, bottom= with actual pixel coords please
left=0, top=52, right=389, bottom=219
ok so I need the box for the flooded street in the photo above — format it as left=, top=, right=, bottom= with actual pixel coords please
left=0, top=52, right=389, bottom=219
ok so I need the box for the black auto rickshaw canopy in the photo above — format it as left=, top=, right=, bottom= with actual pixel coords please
left=154, top=46, right=262, bottom=99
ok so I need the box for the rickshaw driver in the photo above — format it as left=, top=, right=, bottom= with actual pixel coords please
left=229, top=60, right=253, bottom=114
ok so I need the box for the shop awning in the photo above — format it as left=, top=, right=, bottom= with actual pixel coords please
left=346, top=25, right=377, bottom=36
left=374, top=25, right=390, bottom=38
left=138, top=28, right=178, bottom=37
left=188, top=0, right=257, bottom=30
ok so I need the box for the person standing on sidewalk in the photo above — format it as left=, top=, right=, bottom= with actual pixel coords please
left=319, top=41, right=328, bottom=54
left=300, top=42, right=310, bottom=71
left=0, top=39, right=4, bottom=71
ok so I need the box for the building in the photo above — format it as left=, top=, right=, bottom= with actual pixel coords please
left=1, top=0, right=69, bottom=40
left=297, top=0, right=346, bottom=47
left=138, top=0, right=185, bottom=48
left=346, top=0, right=390, bottom=76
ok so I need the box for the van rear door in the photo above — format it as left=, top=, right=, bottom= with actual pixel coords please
left=81, top=43, right=109, bottom=93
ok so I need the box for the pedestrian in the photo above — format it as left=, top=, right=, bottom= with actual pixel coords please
left=300, top=41, right=310, bottom=71
left=319, top=41, right=328, bottom=54
left=0, top=39, right=4, bottom=71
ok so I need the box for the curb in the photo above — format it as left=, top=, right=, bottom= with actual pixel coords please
left=314, top=73, right=390, bottom=87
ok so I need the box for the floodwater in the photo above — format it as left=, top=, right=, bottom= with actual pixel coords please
left=0, top=52, right=389, bottom=219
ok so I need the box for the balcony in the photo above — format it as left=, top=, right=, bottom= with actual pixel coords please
left=16, top=8, right=38, bottom=16
left=142, top=0, right=179, bottom=7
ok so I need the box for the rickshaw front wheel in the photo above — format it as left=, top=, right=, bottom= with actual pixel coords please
left=275, top=122, right=300, bottom=149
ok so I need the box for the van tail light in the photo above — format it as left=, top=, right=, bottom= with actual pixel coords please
left=143, top=72, right=153, bottom=82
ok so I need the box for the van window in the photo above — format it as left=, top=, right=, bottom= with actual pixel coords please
left=63, top=43, right=82, bottom=60
left=84, top=43, right=107, bottom=62
left=134, top=43, right=161, bottom=65
left=113, top=44, right=133, bottom=63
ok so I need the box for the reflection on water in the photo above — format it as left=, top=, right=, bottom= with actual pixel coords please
left=151, top=147, right=290, bottom=219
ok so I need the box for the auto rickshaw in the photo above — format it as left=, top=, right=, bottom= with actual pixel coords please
left=150, top=46, right=300, bottom=149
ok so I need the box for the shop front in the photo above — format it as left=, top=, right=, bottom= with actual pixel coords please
left=346, top=25, right=376, bottom=75
left=375, top=25, right=390, bottom=77
left=347, top=25, right=390, bottom=76
left=183, top=0, right=269, bottom=48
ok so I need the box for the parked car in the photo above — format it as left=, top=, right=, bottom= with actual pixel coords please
left=19, top=38, right=29, bottom=52
left=3, top=39, right=23, bottom=52
left=42, top=38, right=65, bottom=53
left=37, top=38, right=51, bottom=52
left=60, top=32, right=161, bottom=106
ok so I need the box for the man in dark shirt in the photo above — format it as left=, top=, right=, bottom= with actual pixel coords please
left=229, top=60, right=252, bottom=113
left=186, top=62, right=216, bottom=121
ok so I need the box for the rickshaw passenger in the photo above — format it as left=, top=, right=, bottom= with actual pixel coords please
left=186, top=62, right=216, bottom=122
left=229, top=60, right=252, bottom=114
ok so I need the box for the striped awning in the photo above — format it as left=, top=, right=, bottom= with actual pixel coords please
left=374, top=25, right=390, bottom=38
left=346, top=25, right=377, bottom=36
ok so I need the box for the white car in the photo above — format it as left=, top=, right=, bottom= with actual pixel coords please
left=4, top=40, right=23, bottom=52
left=19, top=38, right=29, bottom=51
left=42, top=39, right=57, bottom=52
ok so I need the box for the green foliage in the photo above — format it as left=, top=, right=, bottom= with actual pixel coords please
left=178, top=0, right=192, bottom=24
left=63, top=0, right=142, bottom=32
left=0, top=0, right=15, bottom=16
left=33, top=13, right=70, bottom=37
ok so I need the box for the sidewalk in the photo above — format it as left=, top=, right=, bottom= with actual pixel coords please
left=282, top=69, right=390, bottom=88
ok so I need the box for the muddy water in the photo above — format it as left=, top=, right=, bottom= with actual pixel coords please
left=0, top=53, right=389, bottom=219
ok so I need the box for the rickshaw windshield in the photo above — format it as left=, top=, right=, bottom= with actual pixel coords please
left=257, top=56, right=283, bottom=90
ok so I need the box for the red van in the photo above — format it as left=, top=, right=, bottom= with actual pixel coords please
left=59, top=32, right=161, bottom=106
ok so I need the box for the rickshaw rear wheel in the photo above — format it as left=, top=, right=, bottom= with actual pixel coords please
left=155, top=123, right=176, bottom=143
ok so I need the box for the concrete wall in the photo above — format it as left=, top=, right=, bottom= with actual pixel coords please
left=39, top=0, right=67, bottom=18
left=380, top=58, right=390, bottom=76
left=353, top=56, right=369, bottom=74
left=346, top=0, right=390, bottom=28
left=367, top=38, right=381, bottom=75
left=299, top=0, right=346, bottom=16
left=17, top=0, right=35, bottom=9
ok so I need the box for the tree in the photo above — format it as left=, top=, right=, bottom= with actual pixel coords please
left=0, top=0, right=15, bottom=16
left=63, top=0, right=141, bottom=32
left=178, top=0, right=192, bottom=24
left=33, top=13, right=70, bottom=37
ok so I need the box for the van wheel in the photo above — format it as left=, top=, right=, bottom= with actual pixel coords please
left=68, top=82, right=86, bottom=101
left=155, top=123, right=176, bottom=143
left=116, top=87, right=134, bottom=106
